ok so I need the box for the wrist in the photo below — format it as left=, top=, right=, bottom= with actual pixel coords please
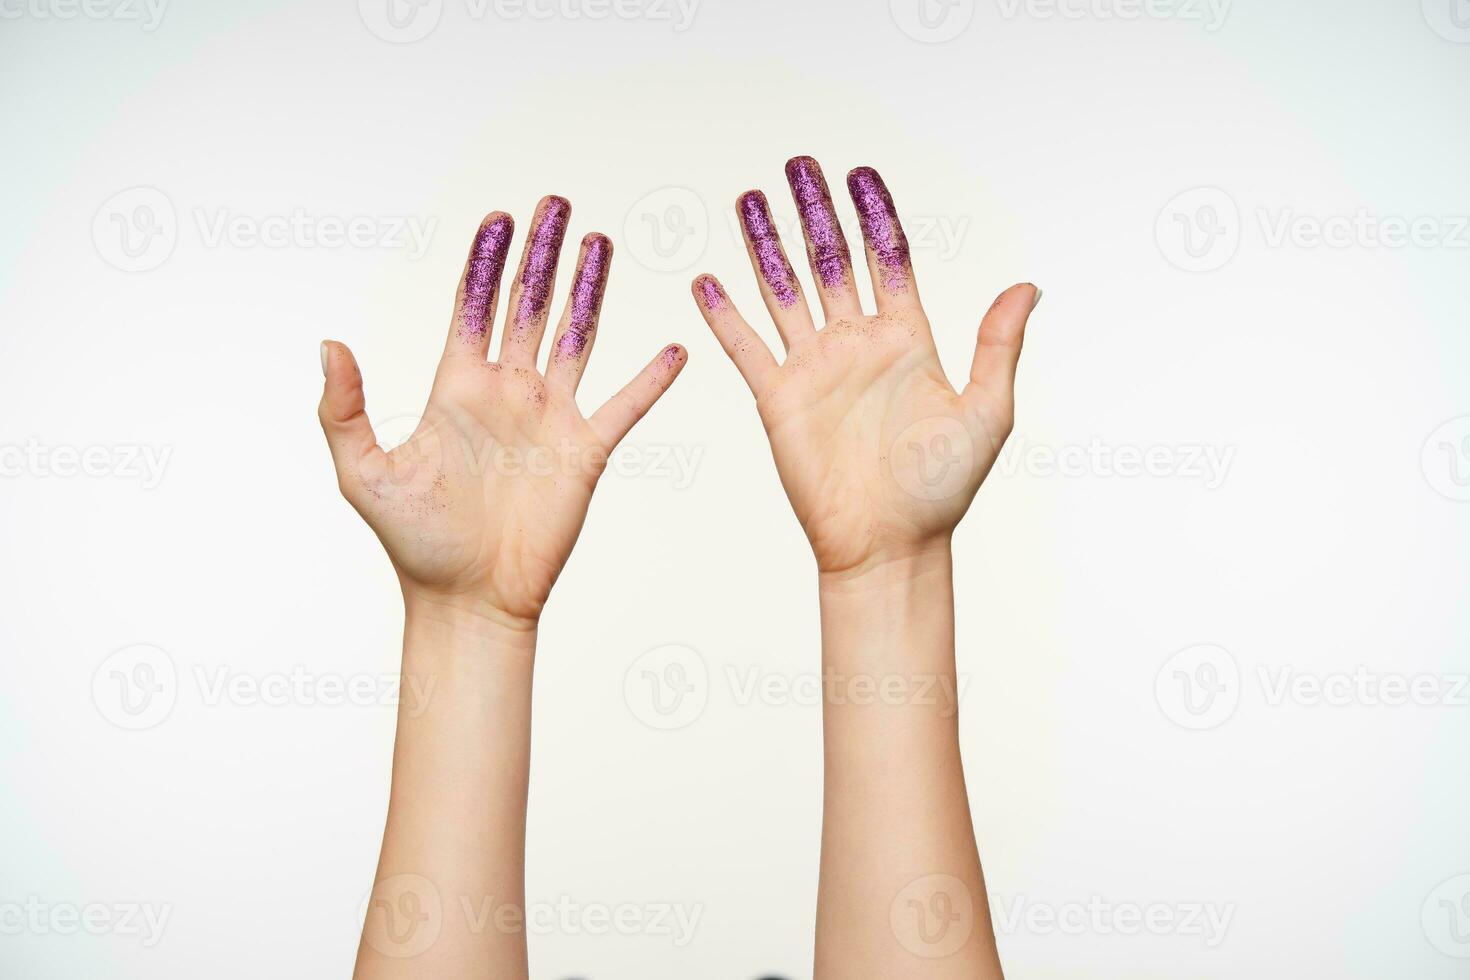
left=817, top=546, right=955, bottom=673
left=402, top=588, right=539, bottom=653
left=817, top=543, right=954, bottom=598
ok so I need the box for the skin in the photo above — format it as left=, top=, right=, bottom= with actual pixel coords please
left=694, top=156, right=1040, bottom=978
left=319, top=197, right=685, bottom=980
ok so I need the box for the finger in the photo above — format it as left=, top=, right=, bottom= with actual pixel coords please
left=446, top=211, right=514, bottom=358
left=736, top=190, right=816, bottom=348
left=691, top=274, right=776, bottom=396
left=499, top=194, right=571, bottom=366
left=587, top=344, right=688, bottom=448
left=318, top=340, right=385, bottom=488
left=545, top=233, right=612, bottom=394
left=846, top=166, right=919, bottom=312
left=785, top=156, right=861, bottom=321
left=964, top=283, right=1041, bottom=409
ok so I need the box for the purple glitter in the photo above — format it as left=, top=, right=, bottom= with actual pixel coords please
left=737, top=190, right=799, bottom=309
left=846, top=167, right=911, bottom=291
left=694, top=274, right=727, bottom=312
left=514, top=195, right=571, bottom=327
left=785, top=156, right=850, bottom=290
left=459, top=213, right=514, bottom=338
left=555, top=233, right=611, bottom=361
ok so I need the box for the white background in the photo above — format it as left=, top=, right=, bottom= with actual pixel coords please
left=2, top=0, right=1469, bottom=976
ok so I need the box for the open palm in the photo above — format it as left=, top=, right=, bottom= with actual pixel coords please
left=321, top=198, right=686, bottom=626
left=694, top=158, right=1038, bottom=575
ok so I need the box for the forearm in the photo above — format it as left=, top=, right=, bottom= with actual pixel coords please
left=814, top=548, right=1002, bottom=978
left=354, top=596, right=537, bottom=980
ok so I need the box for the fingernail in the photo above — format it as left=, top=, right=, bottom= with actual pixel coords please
left=320, top=342, right=329, bottom=376
left=1030, top=285, right=1043, bottom=310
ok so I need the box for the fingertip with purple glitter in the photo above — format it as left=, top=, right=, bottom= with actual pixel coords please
left=785, top=156, right=851, bottom=290
left=555, top=231, right=611, bottom=361
left=694, top=274, right=727, bottom=312
left=847, top=167, right=912, bottom=292
left=737, top=190, right=800, bottom=309
left=459, top=212, right=514, bottom=339
left=513, top=195, right=572, bottom=328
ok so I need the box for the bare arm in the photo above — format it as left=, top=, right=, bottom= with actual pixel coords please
left=817, top=552, right=1000, bottom=975
left=320, top=198, right=685, bottom=978
left=694, top=156, right=1039, bottom=978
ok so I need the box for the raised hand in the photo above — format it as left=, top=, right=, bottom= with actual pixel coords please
left=320, top=196, right=686, bottom=629
left=693, top=157, right=1039, bottom=576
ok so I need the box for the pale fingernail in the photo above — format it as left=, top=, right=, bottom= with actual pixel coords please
left=320, top=341, right=329, bottom=376
left=1030, top=285, right=1044, bottom=310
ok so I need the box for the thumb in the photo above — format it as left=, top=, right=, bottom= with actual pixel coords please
left=318, top=340, right=380, bottom=485
left=964, top=283, right=1041, bottom=412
